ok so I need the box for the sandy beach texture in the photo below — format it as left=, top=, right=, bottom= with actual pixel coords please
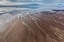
left=0, top=12, right=64, bottom=42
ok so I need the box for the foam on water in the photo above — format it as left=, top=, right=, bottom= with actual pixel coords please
left=0, top=11, right=29, bottom=32
left=0, top=13, right=18, bottom=32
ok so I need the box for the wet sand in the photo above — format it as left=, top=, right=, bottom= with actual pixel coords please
left=0, top=12, right=64, bottom=42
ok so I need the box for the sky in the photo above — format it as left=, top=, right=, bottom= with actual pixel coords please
left=0, top=0, right=64, bottom=10
left=0, top=0, right=64, bottom=5
left=0, top=0, right=64, bottom=12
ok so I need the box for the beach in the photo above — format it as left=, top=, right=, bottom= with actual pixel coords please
left=0, top=11, right=64, bottom=42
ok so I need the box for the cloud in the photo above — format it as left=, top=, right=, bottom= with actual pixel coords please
left=0, top=0, right=64, bottom=5
left=0, top=0, right=43, bottom=5
left=0, top=1, right=31, bottom=5
left=53, top=0, right=64, bottom=3
left=0, top=0, right=64, bottom=10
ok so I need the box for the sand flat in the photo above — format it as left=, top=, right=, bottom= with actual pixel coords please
left=0, top=12, right=64, bottom=42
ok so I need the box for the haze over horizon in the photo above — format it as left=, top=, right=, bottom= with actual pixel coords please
left=0, top=0, right=64, bottom=10
left=0, top=0, right=64, bottom=5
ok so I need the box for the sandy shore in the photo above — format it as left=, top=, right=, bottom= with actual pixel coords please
left=0, top=12, right=64, bottom=42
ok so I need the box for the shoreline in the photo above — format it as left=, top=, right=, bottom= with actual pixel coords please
left=0, top=11, right=64, bottom=42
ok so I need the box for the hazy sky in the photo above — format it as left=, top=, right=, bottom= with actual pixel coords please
left=0, top=0, right=64, bottom=2
left=0, top=0, right=64, bottom=9
left=0, top=0, right=64, bottom=5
